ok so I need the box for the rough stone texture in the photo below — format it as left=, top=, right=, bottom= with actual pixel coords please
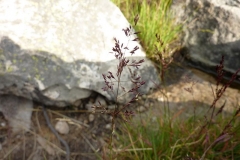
left=0, top=0, right=160, bottom=106
left=0, top=95, right=33, bottom=133
left=172, top=0, right=240, bottom=75
left=0, top=0, right=160, bottom=134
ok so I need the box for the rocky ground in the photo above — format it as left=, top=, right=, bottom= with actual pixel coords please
left=0, top=62, right=239, bottom=160
left=146, top=63, right=240, bottom=119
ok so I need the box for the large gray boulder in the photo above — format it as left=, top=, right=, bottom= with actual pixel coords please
left=172, top=0, right=240, bottom=76
left=0, top=0, right=160, bottom=133
left=0, top=0, right=159, bottom=107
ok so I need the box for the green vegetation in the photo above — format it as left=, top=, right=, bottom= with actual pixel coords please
left=112, top=111, right=240, bottom=159
left=111, top=0, right=182, bottom=60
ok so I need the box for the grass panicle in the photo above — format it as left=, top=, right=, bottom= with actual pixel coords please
left=98, top=1, right=240, bottom=159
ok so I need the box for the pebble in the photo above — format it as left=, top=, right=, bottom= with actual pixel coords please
left=89, top=114, right=95, bottom=122
left=45, top=91, right=60, bottom=99
left=55, top=121, right=69, bottom=135
left=0, top=122, right=6, bottom=127
left=157, top=97, right=164, bottom=102
left=105, top=124, right=111, bottom=129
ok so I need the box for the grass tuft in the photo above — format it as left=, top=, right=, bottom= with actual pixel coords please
left=112, top=0, right=182, bottom=61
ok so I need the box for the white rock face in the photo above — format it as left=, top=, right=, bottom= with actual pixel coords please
left=0, top=0, right=160, bottom=106
left=0, top=0, right=145, bottom=62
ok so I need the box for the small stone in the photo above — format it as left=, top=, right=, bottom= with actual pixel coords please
left=45, top=91, right=60, bottom=99
left=137, top=106, right=146, bottom=113
left=55, top=121, right=69, bottom=135
left=105, top=124, right=111, bottom=129
left=1, top=122, right=6, bottom=127
left=89, top=114, right=95, bottom=122
left=157, top=96, right=164, bottom=102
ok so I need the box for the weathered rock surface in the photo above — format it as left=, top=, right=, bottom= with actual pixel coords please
left=172, top=0, right=240, bottom=77
left=0, top=0, right=160, bottom=107
left=0, top=95, right=33, bottom=133
left=0, top=0, right=160, bottom=134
